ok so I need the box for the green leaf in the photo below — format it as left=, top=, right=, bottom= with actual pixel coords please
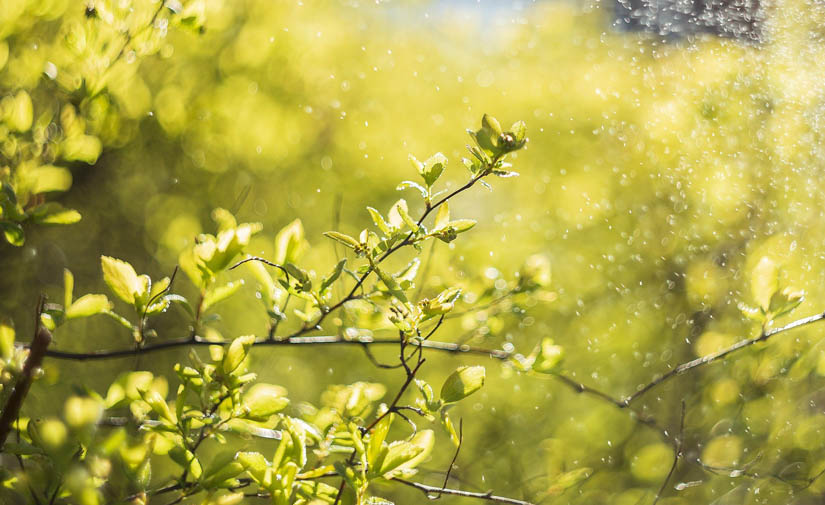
left=142, top=390, right=176, bottom=424
left=333, top=460, right=361, bottom=494
left=367, top=414, right=393, bottom=470
left=324, top=231, right=360, bottom=250
left=441, top=410, right=460, bottom=447
left=321, top=258, right=347, bottom=293
left=751, top=256, right=779, bottom=312
left=66, top=294, right=112, bottom=319
left=283, top=417, right=308, bottom=469
left=101, top=256, right=143, bottom=305
left=61, top=135, right=102, bottom=164
left=396, top=180, right=428, bottom=199
left=409, top=154, right=425, bottom=174
left=26, top=165, right=73, bottom=194
left=212, top=208, right=237, bottom=232
left=431, top=219, right=476, bottom=243
left=483, top=114, right=503, bottom=137
left=394, top=258, right=420, bottom=285
left=380, top=430, right=434, bottom=478
left=144, top=277, right=172, bottom=314
left=64, top=396, right=103, bottom=428
left=202, top=451, right=246, bottom=487
left=284, top=263, right=310, bottom=285
left=414, top=379, right=441, bottom=412
left=421, top=152, right=447, bottom=187
left=395, top=200, right=419, bottom=231
left=0, top=321, right=15, bottom=361
left=367, top=207, right=391, bottom=235
left=375, top=266, right=408, bottom=303
left=170, top=447, right=202, bottom=479
left=469, top=114, right=501, bottom=154
left=202, top=280, right=244, bottom=312
left=63, top=268, right=74, bottom=309
left=492, top=169, right=519, bottom=178
left=243, top=383, right=290, bottom=420
left=237, top=451, right=269, bottom=483
left=420, top=287, right=461, bottom=317
left=440, top=366, right=485, bottom=403
left=511, top=120, right=527, bottom=144
left=532, top=338, right=564, bottom=374
left=768, top=287, right=805, bottom=320
left=379, top=441, right=425, bottom=478
left=223, top=335, right=256, bottom=375
left=433, top=202, right=450, bottom=231
left=29, top=202, right=82, bottom=225
left=7, top=90, right=33, bottom=132
left=1, top=221, right=24, bottom=246
left=462, top=157, right=480, bottom=175
left=446, top=219, right=476, bottom=233
left=275, top=218, right=307, bottom=264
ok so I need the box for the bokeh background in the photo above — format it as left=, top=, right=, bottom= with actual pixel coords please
left=4, top=0, right=825, bottom=503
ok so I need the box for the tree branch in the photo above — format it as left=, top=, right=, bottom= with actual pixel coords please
left=0, top=299, right=52, bottom=448
left=393, top=478, right=535, bottom=505
left=37, top=335, right=513, bottom=361
left=624, top=310, right=825, bottom=406
left=653, top=400, right=686, bottom=505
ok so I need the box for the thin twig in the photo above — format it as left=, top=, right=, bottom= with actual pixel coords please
left=437, top=418, right=464, bottom=498
left=624, top=310, right=825, bottom=406
left=653, top=400, right=686, bottom=505
left=422, top=315, right=446, bottom=341
left=366, top=359, right=426, bottom=432
left=110, top=0, right=167, bottom=68
left=360, top=343, right=404, bottom=369
left=447, top=289, right=517, bottom=319
left=548, top=373, right=628, bottom=410
left=393, top=478, right=535, bottom=505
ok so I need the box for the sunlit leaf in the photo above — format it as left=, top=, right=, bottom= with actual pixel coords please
left=434, top=201, right=450, bottom=230
left=397, top=180, right=428, bottom=199
left=30, top=202, right=82, bottom=225
left=223, top=335, right=256, bottom=375
left=440, top=366, right=485, bottom=403
left=1, top=221, right=24, bottom=246
left=275, top=218, right=307, bottom=264
left=101, top=256, right=143, bottom=305
left=243, top=383, right=289, bottom=420
left=751, top=256, right=779, bottom=312
left=66, top=294, right=112, bottom=319
left=324, top=231, right=360, bottom=249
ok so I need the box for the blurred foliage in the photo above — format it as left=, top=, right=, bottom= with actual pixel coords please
left=3, top=0, right=825, bottom=504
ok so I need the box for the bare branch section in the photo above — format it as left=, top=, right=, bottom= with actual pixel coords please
left=37, top=335, right=512, bottom=361
left=653, top=400, right=686, bottom=505
left=624, top=310, right=825, bottom=406
left=393, top=478, right=535, bottom=505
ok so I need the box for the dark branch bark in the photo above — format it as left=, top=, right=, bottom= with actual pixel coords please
left=0, top=317, right=52, bottom=448
left=37, top=335, right=512, bottom=361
